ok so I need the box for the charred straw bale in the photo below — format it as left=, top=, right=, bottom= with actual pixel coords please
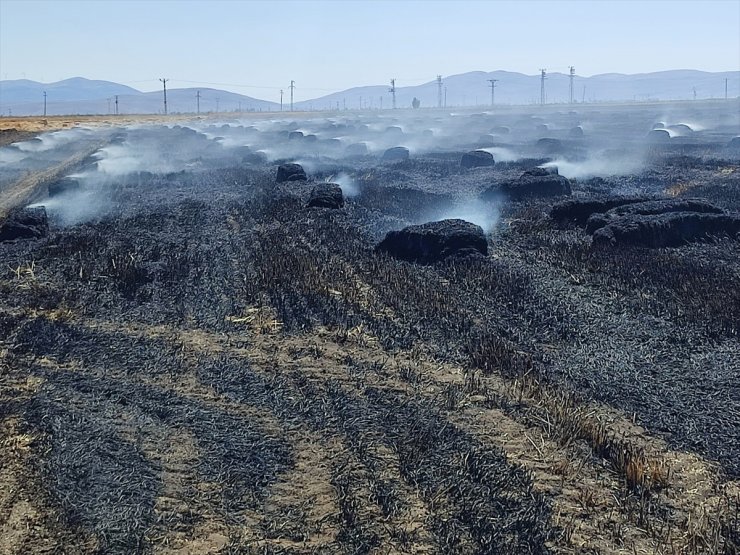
left=550, top=195, right=654, bottom=226
left=276, top=163, right=307, bottom=182
left=487, top=168, right=571, bottom=201
left=460, top=150, right=495, bottom=169
left=345, top=142, right=369, bottom=156
left=381, top=146, right=410, bottom=162
left=307, top=183, right=344, bottom=209
left=49, top=176, right=82, bottom=197
left=592, top=211, right=740, bottom=248
left=376, top=219, right=487, bottom=264
left=585, top=198, right=725, bottom=233
left=0, top=206, right=49, bottom=242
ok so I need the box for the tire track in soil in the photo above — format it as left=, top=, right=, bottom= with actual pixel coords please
left=74, top=313, right=738, bottom=554
left=5, top=307, right=736, bottom=554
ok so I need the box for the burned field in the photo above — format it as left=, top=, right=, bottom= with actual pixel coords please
left=1, top=102, right=739, bottom=554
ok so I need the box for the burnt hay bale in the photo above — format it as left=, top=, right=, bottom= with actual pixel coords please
left=48, top=177, right=82, bottom=197
left=592, top=212, right=740, bottom=248
left=536, top=137, right=563, bottom=154
left=489, top=169, right=571, bottom=201
left=550, top=195, right=654, bottom=225
left=376, top=219, right=488, bottom=264
left=307, top=183, right=344, bottom=209
left=276, top=163, right=307, bottom=182
left=382, top=146, right=410, bottom=162
left=0, top=206, right=49, bottom=242
left=647, top=129, right=671, bottom=143
left=569, top=126, right=584, bottom=138
left=728, top=137, right=740, bottom=148
left=345, top=142, right=368, bottom=156
left=288, top=131, right=304, bottom=141
left=585, top=198, right=725, bottom=233
left=461, top=150, right=495, bottom=169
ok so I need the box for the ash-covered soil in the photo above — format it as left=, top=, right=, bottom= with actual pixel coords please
left=1, top=101, right=739, bottom=554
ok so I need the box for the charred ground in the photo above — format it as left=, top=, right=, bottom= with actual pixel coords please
left=1, top=104, right=739, bottom=554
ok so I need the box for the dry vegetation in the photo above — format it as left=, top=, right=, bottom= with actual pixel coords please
left=1, top=121, right=739, bottom=554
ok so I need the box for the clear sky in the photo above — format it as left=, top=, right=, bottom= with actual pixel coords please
left=1, top=0, right=738, bottom=101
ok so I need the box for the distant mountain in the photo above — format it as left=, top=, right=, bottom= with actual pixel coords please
left=0, top=71, right=737, bottom=116
left=0, top=78, right=279, bottom=116
left=294, top=69, right=740, bottom=110
left=0, top=77, right=141, bottom=103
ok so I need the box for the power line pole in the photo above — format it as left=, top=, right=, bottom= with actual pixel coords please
left=725, top=78, right=728, bottom=100
left=539, top=69, right=547, bottom=105
left=43, top=91, right=47, bottom=117
left=437, top=75, right=443, bottom=108
left=115, top=95, right=119, bottom=115
left=280, top=89, right=283, bottom=111
left=693, top=87, right=697, bottom=100
left=487, top=79, right=498, bottom=107
left=289, top=80, right=295, bottom=111
left=196, top=90, right=200, bottom=114
left=569, top=66, right=575, bottom=104
left=444, top=86, right=447, bottom=108
left=159, top=78, right=169, bottom=115
left=389, top=78, right=396, bottom=109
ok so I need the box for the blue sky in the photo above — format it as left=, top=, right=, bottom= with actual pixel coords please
left=1, top=0, right=738, bottom=100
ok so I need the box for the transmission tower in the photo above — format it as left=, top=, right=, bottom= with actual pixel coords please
left=196, top=90, right=201, bottom=114
left=487, top=79, right=498, bottom=107
left=539, top=69, right=547, bottom=105
left=290, top=80, right=295, bottom=111
left=43, top=91, right=47, bottom=117
left=280, top=89, right=283, bottom=111
left=436, top=75, right=443, bottom=108
left=569, top=66, right=575, bottom=104
left=159, top=78, right=169, bottom=115
left=389, top=78, right=396, bottom=109
left=115, top=95, right=119, bottom=115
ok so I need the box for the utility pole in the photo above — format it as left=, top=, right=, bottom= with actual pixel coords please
left=196, top=90, right=200, bottom=114
left=444, top=86, right=447, bottom=108
left=539, top=69, right=547, bottom=105
left=115, top=95, right=119, bottom=115
left=359, top=96, right=362, bottom=109
left=725, top=78, right=728, bottom=100
left=389, top=78, right=396, bottom=109
left=569, top=66, right=575, bottom=104
left=487, top=79, right=498, bottom=107
left=280, top=89, right=283, bottom=111
left=437, top=75, right=443, bottom=108
left=43, top=91, right=47, bottom=117
left=582, top=85, right=586, bottom=103
left=159, top=78, right=169, bottom=115
left=289, top=80, right=295, bottom=111
left=380, top=96, right=383, bottom=110
left=693, top=87, right=697, bottom=100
